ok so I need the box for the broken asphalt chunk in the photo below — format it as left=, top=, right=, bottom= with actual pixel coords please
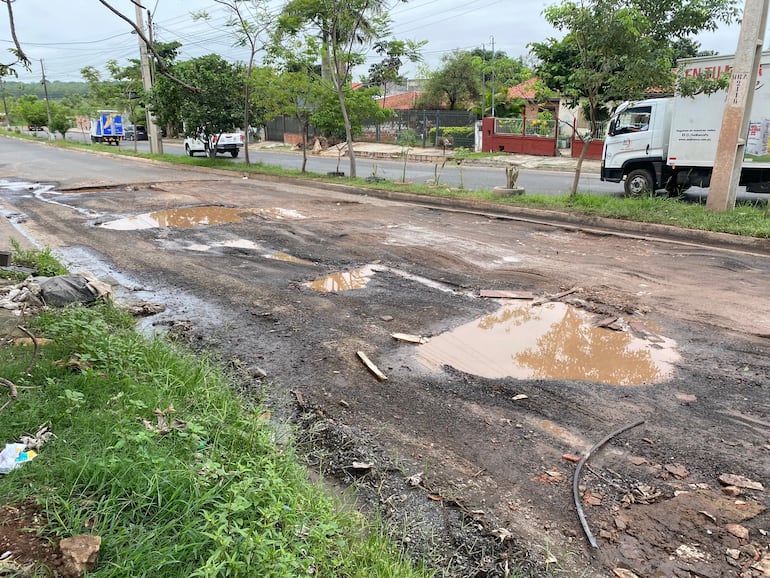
left=718, top=474, right=765, bottom=492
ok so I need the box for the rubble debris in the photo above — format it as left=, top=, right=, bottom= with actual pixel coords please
left=512, top=394, right=529, bottom=401
left=664, top=464, right=690, bottom=479
left=675, top=544, right=709, bottom=563
left=562, top=453, right=581, bottom=463
left=122, top=301, right=166, bottom=316
left=0, top=278, right=43, bottom=313
left=718, top=474, right=764, bottom=492
left=722, top=485, right=742, bottom=497
left=725, top=523, right=749, bottom=540
left=59, top=535, right=102, bottom=578
left=752, top=555, right=770, bottom=575
left=356, top=351, right=388, bottom=381
left=532, top=287, right=580, bottom=306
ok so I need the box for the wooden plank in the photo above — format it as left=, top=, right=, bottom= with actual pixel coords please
left=356, top=351, right=388, bottom=381
left=479, top=290, right=536, bottom=299
left=391, top=333, right=429, bottom=344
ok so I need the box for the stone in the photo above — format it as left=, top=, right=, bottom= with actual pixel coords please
left=59, top=535, right=102, bottom=578
left=726, top=524, right=749, bottom=540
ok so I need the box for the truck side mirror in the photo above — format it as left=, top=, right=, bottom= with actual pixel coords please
left=608, top=119, right=617, bottom=137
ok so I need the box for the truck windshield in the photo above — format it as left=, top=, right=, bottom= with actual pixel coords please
left=609, top=106, right=651, bottom=136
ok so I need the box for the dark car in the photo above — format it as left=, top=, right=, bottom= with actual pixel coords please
left=124, top=124, right=148, bottom=141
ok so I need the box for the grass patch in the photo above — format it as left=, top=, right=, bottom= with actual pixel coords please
left=0, top=239, right=69, bottom=280
left=0, top=300, right=434, bottom=577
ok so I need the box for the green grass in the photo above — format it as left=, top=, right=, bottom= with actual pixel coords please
left=3, top=127, right=768, bottom=238
left=0, top=301, right=434, bottom=577
left=0, top=240, right=435, bottom=577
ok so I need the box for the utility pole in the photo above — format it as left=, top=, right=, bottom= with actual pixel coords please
left=490, top=35, right=495, bottom=117
left=40, top=60, right=53, bottom=140
left=134, top=2, right=163, bottom=154
left=481, top=43, right=485, bottom=117
left=706, top=0, right=769, bottom=211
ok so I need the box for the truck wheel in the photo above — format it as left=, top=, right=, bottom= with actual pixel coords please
left=185, top=144, right=194, bottom=157
left=230, top=149, right=239, bottom=158
left=625, top=169, right=654, bottom=196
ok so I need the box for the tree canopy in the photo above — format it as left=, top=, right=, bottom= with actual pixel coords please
left=530, top=0, right=740, bottom=137
left=530, top=0, right=739, bottom=195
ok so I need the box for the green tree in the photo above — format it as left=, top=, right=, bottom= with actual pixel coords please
left=468, top=48, right=531, bottom=116
left=196, top=0, right=274, bottom=165
left=530, top=0, right=739, bottom=196
left=364, top=38, right=424, bottom=103
left=418, top=50, right=480, bottom=110
left=16, top=95, right=47, bottom=129
left=670, top=37, right=717, bottom=66
left=174, top=54, right=246, bottom=158
left=269, top=38, right=324, bottom=172
left=311, top=84, right=393, bottom=142
left=278, top=0, right=401, bottom=178
left=146, top=42, right=184, bottom=137
left=48, top=102, right=72, bottom=139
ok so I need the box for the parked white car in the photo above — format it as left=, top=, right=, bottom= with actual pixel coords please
left=184, top=131, right=244, bottom=158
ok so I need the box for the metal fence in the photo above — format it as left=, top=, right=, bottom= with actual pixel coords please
left=360, top=110, right=478, bottom=148
left=264, top=115, right=321, bottom=144
left=265, top=110, right=479, bottom=149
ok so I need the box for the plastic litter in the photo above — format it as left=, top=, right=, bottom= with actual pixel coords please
left=0, top=443, right=37, bottom=474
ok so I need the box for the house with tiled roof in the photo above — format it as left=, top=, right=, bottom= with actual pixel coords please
left=375, top=91, right=423, bottom=110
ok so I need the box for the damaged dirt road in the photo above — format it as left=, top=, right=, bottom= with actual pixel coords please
left=1, top=149, right=769, bottom=577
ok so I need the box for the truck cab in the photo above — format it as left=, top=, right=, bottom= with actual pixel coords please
left=601, top=98, right=674, bottom=195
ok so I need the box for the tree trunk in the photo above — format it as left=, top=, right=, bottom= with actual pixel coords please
left=336, top=83, right=356, bottom=178
left=570, top=136, right=591, bottom=197
left=301, top=119, right=308, bottom=173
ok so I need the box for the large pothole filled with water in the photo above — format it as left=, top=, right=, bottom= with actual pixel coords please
left=417, top=301, right=679, bottom=386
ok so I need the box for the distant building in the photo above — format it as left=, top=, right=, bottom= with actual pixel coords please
left=375, top=91, right=423, bottom=110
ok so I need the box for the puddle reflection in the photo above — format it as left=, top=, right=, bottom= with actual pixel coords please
left=417, top=302, right=679, bottom=385
left=98, top=206, right=305, bottom=230
left=307, top=266, right=377, bottom=292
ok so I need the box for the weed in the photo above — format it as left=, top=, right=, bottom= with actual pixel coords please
left=0, top=302, right=434, bottom=577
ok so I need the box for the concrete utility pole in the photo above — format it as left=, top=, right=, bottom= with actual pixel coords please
left=134, top=2, right=163, bottom=154
left=490, top=35, right=496, bottom=117
left=706, top=0, right=769, bottom=211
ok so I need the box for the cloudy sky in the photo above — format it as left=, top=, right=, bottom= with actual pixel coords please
left=0, top=0, right=754, bottom=85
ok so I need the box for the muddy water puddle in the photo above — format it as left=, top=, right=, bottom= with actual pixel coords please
left=98, top=206, right=305, bottom=230
left=417, top=302, right=679, bottom=385
left=306, top=265, right=379, bottom=292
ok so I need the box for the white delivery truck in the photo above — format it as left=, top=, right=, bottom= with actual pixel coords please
left=601, top=52, right=770, bottom=195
